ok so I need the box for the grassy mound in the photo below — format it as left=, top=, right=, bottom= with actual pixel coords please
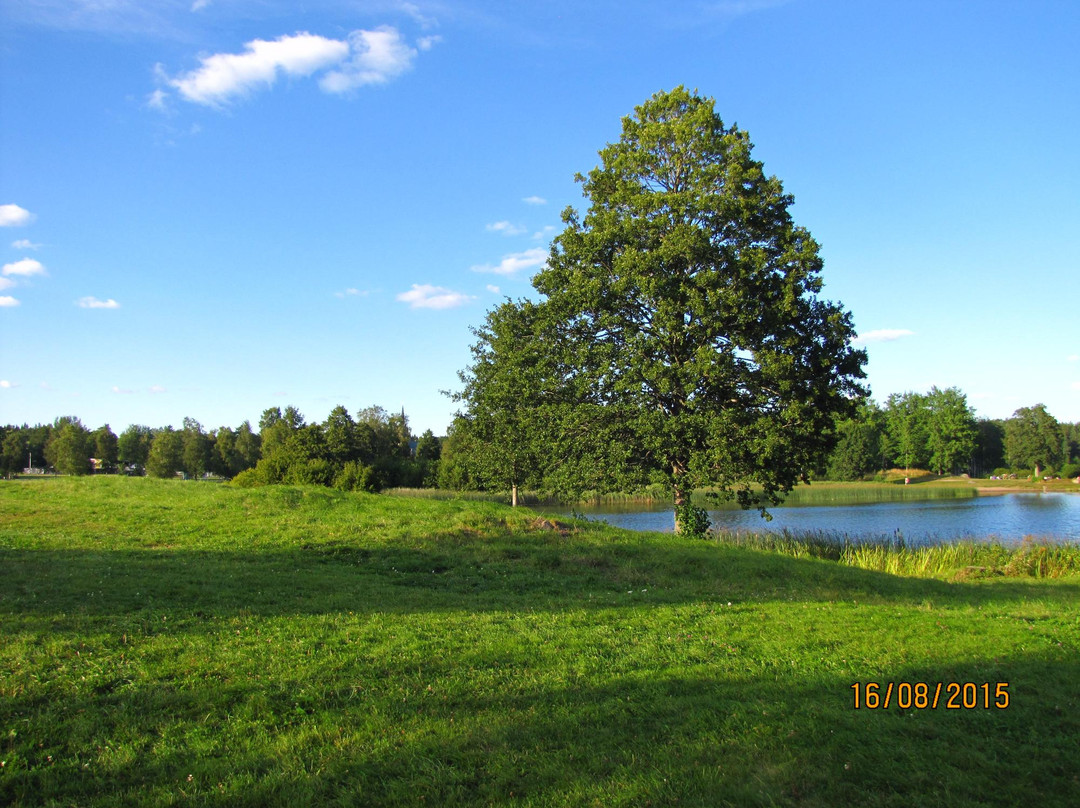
left=1, top=477, right=1078, bottom=807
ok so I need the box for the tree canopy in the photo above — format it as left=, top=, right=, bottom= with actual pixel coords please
left=457, top=87, right=867, bottom=532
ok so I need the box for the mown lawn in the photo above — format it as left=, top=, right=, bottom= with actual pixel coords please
left=1, top=477, right=1077, bottom=807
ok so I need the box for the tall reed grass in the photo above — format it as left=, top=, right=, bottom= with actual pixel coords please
left=710, top=528, right=1080, bottom=579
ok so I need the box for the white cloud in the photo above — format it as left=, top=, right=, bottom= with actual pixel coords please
left=0, top=278, right=14, bottom=291
left=417, top=35, right=442, bottom=51
left=0, top=296, right=20, bottom=307
left=401, top=2, right=439, bottom=29
left=1071, top=381, right=1080, bottom=391
left=486, top=221, right=526, bottom=236
left=164, top=27, right=423, bottom=107
left=169, top=32, right=350, bottom=106
left=334, top=287, right=369, bottom=299
left=851, top=328, right=915, bottom=345
left=191, top=0, right=211, bottom=11
left=486, top=284, right=501, bottom=294
left=0, top=204, right=35, bottom=227
left=147, top=88, right=169, bottom=111
left=522, top=196, right=547, bottom=205
left=149, top=385, right=167, bottom=394
left=396, top=283, right=475, bottom=310
left=532, top=225, right=557, bottom=240
left=2, top=258, right=46, bottom=277
left=112, top=386, right=134, bottom=394
left=319, top=27, right=418, bottom=93
left=0, top=380, right=17, bottom=388
left=471, top=247, right=548, bottom=276
left=77, top=296, right=121, bottom=309
left=1068, top=354, right=1079, bottom=362
left=11, top=239, right=41, bottom=250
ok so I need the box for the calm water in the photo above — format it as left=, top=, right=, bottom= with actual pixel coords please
left=551, top=493, right=1080, bottom=545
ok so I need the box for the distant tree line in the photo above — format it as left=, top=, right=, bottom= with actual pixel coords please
left=438, top=388, right=1080, bottom=493
left=2, top=394, right=1076, bottom=489
left=814, top=390, right=1079, bottom=481
left=0, top=405, right=443, bottom=491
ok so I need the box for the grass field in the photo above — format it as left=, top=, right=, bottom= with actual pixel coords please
left=2, top=477, right=1078, bottom=807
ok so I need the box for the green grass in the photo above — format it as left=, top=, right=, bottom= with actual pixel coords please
left=2, top=477, right=1079, bottom=807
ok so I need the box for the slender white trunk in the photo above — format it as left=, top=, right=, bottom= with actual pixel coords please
left=512, top=483, right=518, bottom=508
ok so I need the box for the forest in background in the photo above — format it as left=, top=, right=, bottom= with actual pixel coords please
left=2, top=387, right=1079, bottom=493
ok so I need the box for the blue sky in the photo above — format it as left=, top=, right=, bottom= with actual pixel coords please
left=2, top=0, right=1078, bottom=435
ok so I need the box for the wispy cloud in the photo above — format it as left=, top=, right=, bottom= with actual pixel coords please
left=0, top=278, right=15, bottom=291
left=161, top=27, right=426, bottom=108
left=334, top=287, right=369, bottom=299
left=2, top=258, right=46, bottom=277
left=471, top=247, right=547, bottom=276
left=320, top=27, right=419, bottom=94
left=149, top=385, right=167, bottom=394
left=1068, top=354, right=1079, bottom=362
left=522, top=196, right=546, bottom=205
left=486, top=221, right=526, bottom=236
left=112, top=386, right=134, bottom=394
left=396, top=284, right=475, bottom=310
left=486, top=284, right=501, bottom=294
left=11, top=239, right=41, bottom=250
left=531, top=225, right=557, bottom=241
left=0, top=380, right=17, bottom=388
left=77, top=296, right=121, bottom=309
left=191, top=0, right=211, bottom=11
left=851, top=328, right=915, bottom=345
left=0, top=296, right=20, bottom=308
left=0, top=204, right=35, bottom=227
left=1071, top=381, right=1080, bottom=391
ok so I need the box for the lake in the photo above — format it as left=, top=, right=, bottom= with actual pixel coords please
left=551, top=492, right=1080, bottom=545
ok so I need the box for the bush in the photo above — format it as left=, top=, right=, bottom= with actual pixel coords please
left=285, top=458, right=336, bottom=487
left=229, top=468, right=263, bottom=488
left=334, top=461, right=376, bottom=492
left=1060, top=463, right=1080, bottom=480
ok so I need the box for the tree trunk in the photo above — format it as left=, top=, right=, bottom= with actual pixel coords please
left=672, top=462, right=688, bottom=534
left=511, top=483, right=518, bottom=508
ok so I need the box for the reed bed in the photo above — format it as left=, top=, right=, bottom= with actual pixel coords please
left=709, top=527, right=1080, bottom=579
left=694, top=482, right=976, bottom=508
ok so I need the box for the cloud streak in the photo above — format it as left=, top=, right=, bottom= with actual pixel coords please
left=0, top=296, right=19, bottom=307
left=851, top=328, right=915, bottom=345
left=486, top=221, right=526, bottom=236
left=77, top=296, right=121, bottom=309
left=470, top=247, right=547, bottom=276
left=396, top=284, right=474, bottom=310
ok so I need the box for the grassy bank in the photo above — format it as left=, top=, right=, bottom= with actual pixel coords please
left=2, top=477, right=1078, bottom=807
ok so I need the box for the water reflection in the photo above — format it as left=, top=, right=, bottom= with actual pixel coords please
left=548, top=493, right=1080, bottom=546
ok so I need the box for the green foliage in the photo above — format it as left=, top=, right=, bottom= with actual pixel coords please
left=91, top=423, right=119, bottom=469
left=117, top=424, right=152, bottom=469
left=457, top=88, right=866, bottom=529
left=1004, top=404, right=1063, bottom=473
left=1, top=429, right=27, bottom=477
left=884, top=392, right=928, bottom=471
left=824, top=402, right=884, bottom=480
left=145, top=429, right=183, bottom=478
left=333, top=459, right=376, bottom=492
left=924, top=386, right=977, bottom=475
left=1061, top=462, right=1080, bottom=479
left=45, top=416, right=92, bottom=475
left=674, top=501, right=710, bottom=538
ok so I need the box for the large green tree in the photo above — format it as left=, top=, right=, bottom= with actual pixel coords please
left=461, top=88, right=866, bottom=531
left=884, top=392, right=928, bottom=472
left=924, top=386, right=977, bottom=475
left=1004, top=404, right=1062, bottom=476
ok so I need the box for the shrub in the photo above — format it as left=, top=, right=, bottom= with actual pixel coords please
left=285, top=458, right=336, bottom=487
left=334, top=461, right=376, bottom=492
left=1060, top=463, right=1080, bottom=480
left=229, top=468, right=262, bottom=488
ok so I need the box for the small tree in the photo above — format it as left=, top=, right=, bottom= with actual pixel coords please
left=92, top=424, right=119, bottom=472
left=146, top=429, right=183, bottom=478
left=45, top=417, right=91, bottom=475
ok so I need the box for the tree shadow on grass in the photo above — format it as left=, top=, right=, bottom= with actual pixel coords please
left=2, top=651, right=1076, bottom=807
left=2, top=537, right=1079, bottom=627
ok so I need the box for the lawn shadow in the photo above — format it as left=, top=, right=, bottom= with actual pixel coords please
left=3, top=651, right=1076, bottom=807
